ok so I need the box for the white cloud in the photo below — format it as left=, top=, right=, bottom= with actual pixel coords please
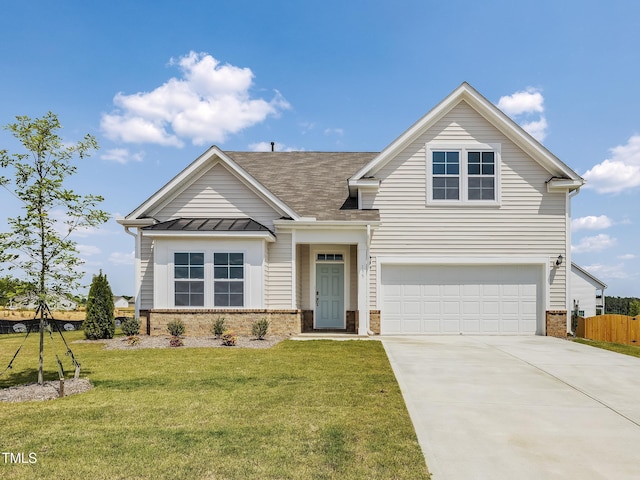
left=618, top=253, right=637, bottom=260
left=101, top=51, right=291, bottom=147
left=571, top=215, right=613, bottom=231
left=497, top=88, right=545, bottom=116
left=497, top=87, right=548, bottom=142
left=581, top=263, right=636, bottom=281
left=77, top=244, right=101, bottom=257
left=583, top=135, right=640, bottom=194
left=101, top=148, right=145, bottom=164
left=108, top=251, right=134, bottom=266
left=324, top=128, right=344, bottom=136
left=572, top=234, right=617, bottom=253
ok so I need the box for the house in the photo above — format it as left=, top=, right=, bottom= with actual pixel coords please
left=113, top=296, right=130, bottom=309
left=117, top=83, right=583, bottom=337
left=571, top=263, right=607, bottom=317
left=12, top=292, right=78, bottom=311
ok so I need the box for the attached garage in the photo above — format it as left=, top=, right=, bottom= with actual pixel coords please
left=381, top=264, right=543, bottom=335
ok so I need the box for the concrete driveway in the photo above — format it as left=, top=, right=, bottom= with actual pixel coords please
left=382, top=336, right=640, bottom=480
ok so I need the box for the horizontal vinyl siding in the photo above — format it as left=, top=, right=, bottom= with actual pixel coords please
left=370, top=101, right=568, bottom=310
left=139, top=234, right=154, bottom=309
left=266, top=232, right=293, bottom=308
left=297, top=244, right=310, bottom=309
left=154, top=163, right=281, bottom=229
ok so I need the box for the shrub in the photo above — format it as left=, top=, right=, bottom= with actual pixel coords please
left=251, top=318, right=270, bottom=340
left=121, top=317, right=141, bottom=336
left=221, top=330, right=237, bottom=346
left=167, top=319, right=185, bottom=337
left=212, top=317, right=226, bottom=338
left=83, top=270, right=115, bottom=340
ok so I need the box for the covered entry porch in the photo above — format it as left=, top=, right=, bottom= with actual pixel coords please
left=280, top=222, right=374, bottom=335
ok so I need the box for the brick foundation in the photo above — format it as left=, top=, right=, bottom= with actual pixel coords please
left=546, top=310, right=567, bottom=338
left=369, top=310, right=381, bottom=335
left=148, top=309, right=302, bottom=337
left=301, top=310, right=358, bottom=333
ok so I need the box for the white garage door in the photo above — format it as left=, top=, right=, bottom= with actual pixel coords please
left=381, top=265, right=541, bottom=335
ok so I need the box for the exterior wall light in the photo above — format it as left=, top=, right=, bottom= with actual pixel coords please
left=556, top=254, right=563, bottom=266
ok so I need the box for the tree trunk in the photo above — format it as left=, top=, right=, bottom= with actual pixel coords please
left=38, top=308, right=44, bottom=385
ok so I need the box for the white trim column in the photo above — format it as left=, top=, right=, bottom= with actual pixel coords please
left=357, top=239, right=370, bottom=335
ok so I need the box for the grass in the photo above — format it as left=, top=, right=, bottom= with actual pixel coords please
left=0, top=331, right=430, bottom=479
left=573, top=337, right=640, bottom=358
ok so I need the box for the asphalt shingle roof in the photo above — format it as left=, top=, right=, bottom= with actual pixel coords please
left=225, top=151, right=380, bottom=221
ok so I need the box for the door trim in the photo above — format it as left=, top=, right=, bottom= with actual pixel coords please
left=310, top=245, right=349, bottom=329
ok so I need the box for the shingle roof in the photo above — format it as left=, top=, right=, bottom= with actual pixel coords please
left=224, top=151, right=380, bottom=221
left=143, top=217, right=272, bottom=233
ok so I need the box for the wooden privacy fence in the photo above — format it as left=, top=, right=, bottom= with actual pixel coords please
left=576, top=314, right=639, bottom=345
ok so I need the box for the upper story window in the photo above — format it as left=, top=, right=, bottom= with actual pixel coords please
left=427, top=143, right=500, bottom=205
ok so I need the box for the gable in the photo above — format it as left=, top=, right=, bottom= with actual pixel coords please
left=352, top=83, right=583, bottom=189
left=152, top=162, right=282, bottom=229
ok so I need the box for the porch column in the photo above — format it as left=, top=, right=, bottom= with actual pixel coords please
left=357, top=239, right=370, bottom=335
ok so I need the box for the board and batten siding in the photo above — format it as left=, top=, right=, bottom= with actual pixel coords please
left=368, top=101, right=568, bottom=310
left=266, top=232, right=293, bottom=308
left=153, top=162, right=281, bottom=229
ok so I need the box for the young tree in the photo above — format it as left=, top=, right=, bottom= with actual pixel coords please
left=0, top=112, right=109, bottom=384
left=83, top=270, right=115, bottom=340
left=630, top=299, right=640, bottom=317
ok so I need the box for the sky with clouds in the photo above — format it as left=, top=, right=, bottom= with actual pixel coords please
left=0, top=0, right=639, bottom=298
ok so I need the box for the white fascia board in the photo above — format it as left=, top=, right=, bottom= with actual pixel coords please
left=351, top=82, right=583, bottom=183
left=347, top=178, right=380, bottom=196
left=547, top=178, right=584, bottom=192
left=142, top=230, right=276, bottom=242
left=125, top=146, right=300, bottom=221
left=571, top=262, right=608, bottom=289
left=116, top=218, right=156, bottom=227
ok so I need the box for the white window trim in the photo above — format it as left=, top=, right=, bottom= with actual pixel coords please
left=169, top=249, right=247, bottom=309
left=426, top=142, right=501, bottom=206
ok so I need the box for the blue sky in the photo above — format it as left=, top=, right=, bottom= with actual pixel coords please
left=0, top=0, right=639, bottom=298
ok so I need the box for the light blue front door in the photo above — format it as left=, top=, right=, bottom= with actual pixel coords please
left=315, top=263, right=344, bottom=328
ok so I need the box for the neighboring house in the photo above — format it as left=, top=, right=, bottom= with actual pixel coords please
left=571, top=263, right=607, bottom=317
left=113, top=296, right=130, bottom=309
left=118, top=83, right=583, bottom=337
left=13, top=293, right=78, bottom=311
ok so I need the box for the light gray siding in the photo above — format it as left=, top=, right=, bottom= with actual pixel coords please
left=139, top=233, right=154, bottom=310
left=153, top=162, right=281, bottom=229
left=368, top=101, right=568, bottom=309
left=266, top=232, right=293, bottom=308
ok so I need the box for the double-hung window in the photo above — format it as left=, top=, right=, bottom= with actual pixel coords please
left=427, top=143, right=500, bottom=205
left=214, top=253, right=244, bottom=307
left=174, top=253, right=205, bottom=307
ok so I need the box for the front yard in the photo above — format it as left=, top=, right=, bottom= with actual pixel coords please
left=0, top=332, right=429, bottom=479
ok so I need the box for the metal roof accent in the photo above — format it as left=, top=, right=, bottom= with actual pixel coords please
left=142, top=217, right=273, bottom=233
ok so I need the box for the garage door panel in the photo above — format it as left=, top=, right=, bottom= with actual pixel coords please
left=381, top=265, right=541, bottom=335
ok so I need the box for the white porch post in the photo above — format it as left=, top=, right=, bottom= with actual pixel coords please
left=357, top=239, right=370, bottom=335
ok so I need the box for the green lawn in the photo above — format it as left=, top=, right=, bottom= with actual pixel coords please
left=573, top=337, right=640, bottom=358
left=0, top=332, right=430, bottom=479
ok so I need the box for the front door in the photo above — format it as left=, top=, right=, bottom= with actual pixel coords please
left=315, top=263, right=345, bottom=328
